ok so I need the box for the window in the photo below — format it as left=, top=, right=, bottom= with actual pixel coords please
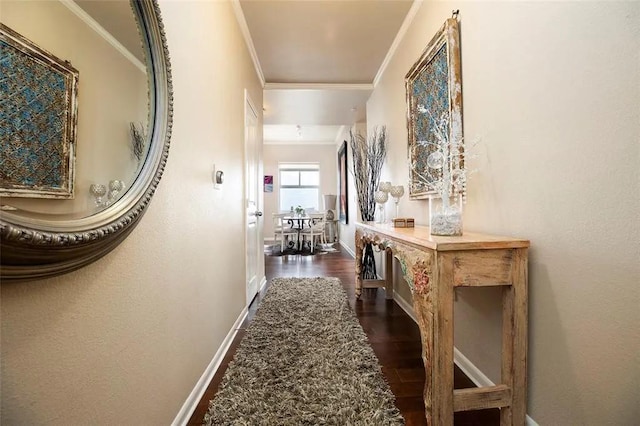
left=279, top=163, right=320, bottom=212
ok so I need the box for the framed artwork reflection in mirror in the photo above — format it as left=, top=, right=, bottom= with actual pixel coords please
left=405, top=17, right=463, bottom=200
left=0, top=23, right=79, bottom=199
left=1, top=0, right=173, bottom=282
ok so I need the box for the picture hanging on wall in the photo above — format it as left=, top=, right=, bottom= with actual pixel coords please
left=264, top=175, right=273, bottom=192
left=338, top=140, right=348, bottom=224
left=0, top=23, right=79, bottom=199
left=405, top=16, right=463, bottom=199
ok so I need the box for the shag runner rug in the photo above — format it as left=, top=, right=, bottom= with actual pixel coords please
left=204, top=277, right=404, bottom=425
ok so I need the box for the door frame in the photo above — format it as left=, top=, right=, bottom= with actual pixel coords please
left=243, top=89, right=264, bottom=305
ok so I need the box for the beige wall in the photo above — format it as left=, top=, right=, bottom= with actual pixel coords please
left=337, top=123, right=373, bottom=253
left=2, top=1, right=148, bottom=215
left=367, top=1, right=639, bottom=424
left=263, top=143, right=338, bottom=239
left=0, top=1, right=264, bottom=424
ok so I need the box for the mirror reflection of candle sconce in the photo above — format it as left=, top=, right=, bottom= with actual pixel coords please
left=90, top=180, right=125, bottom=208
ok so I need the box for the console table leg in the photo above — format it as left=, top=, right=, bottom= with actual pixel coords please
left=413, top=295, right=434, bottom=424
left=433, top=255, right=455, bottom=425
left=501, top=248, right=528, bottom=425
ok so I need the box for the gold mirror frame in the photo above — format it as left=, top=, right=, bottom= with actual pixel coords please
left=0, top=0, right=172, bottom=281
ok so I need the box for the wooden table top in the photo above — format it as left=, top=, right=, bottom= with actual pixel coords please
left=357, top=222, right=530, bottom=251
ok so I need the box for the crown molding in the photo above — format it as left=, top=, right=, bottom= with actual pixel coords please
left=264, top=83, right=373, bottom=91
left=264, top=140, right=337, bottom=146
left=231, top=0, right=265, bottom=87
left=59, top=0, right=146, bottom=74
left=373, top=0, right=422, bottom=87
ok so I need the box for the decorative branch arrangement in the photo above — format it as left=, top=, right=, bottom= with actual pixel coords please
left=414, top=109, right=477, bottom=236
left=350, top=126, right=387, bottom=221
left=414, top=108, right=466, bottom=203
left=350, top=126, right=387, bottom=279
left=129, top=122, right=146, bottom=163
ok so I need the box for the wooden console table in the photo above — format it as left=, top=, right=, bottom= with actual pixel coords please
left=355, top=222, right=529, bottom=425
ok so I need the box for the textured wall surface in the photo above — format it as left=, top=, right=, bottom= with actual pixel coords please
left=367, top=1, right=640, bottom=424
left=1, top=1, right=264, bottom=424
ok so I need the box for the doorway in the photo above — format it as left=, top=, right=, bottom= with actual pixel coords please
left=244, top=91, right=261, bottom=305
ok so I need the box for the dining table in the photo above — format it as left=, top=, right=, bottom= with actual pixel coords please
left=282, top=215, right=313, bottom=251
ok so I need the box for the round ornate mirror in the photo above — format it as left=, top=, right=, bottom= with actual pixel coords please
left=0, top=0, right=172, bottom=281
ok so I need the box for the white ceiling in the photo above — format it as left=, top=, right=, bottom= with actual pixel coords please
left=263, top=124, right=345, bottom=144
left=238, top=0, right=415, bottom=143
left=264, top=86, right=371, bottom=125
left=240, top=0, right=413, bottom=84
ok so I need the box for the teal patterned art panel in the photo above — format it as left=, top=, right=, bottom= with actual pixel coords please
left=409, top=44, right=450, bottom=193
left=0, top=23, right=78, bottom=198
left=405, top=18, right=463, bottom=200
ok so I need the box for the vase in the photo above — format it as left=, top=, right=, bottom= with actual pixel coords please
left=374, top=190, right=389, bottom=224
left=389, top=185, right=404, bottom=219
left=429, top=194, right=463, bottom=236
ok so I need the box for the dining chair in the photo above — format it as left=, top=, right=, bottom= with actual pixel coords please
left=273, top=213, right=298, bottom=251
left=300, top=212, right=326, bottom=253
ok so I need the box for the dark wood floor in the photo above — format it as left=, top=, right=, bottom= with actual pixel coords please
left=188, top=247, right=499, bottom=425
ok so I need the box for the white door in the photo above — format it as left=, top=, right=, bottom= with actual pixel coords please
left=245, top=92, right=260, bottom=305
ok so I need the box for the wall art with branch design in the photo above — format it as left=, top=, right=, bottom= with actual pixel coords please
left=405, top=17, right=463, bottom=200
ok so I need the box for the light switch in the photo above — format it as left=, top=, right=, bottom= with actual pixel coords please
left=212, top=164, right=223, bottom=189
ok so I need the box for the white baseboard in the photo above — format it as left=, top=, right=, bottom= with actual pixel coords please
left=526, top=413, right=539, bottom=425
left=339, top=239, right=355, bottom=258
left=171, top=307, right=249, bottom=426
left=391, top=291, right=538, bottom=425
left=453, top=347, right=494, bottom=387
left=259, top=276, right=267, bottom=292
